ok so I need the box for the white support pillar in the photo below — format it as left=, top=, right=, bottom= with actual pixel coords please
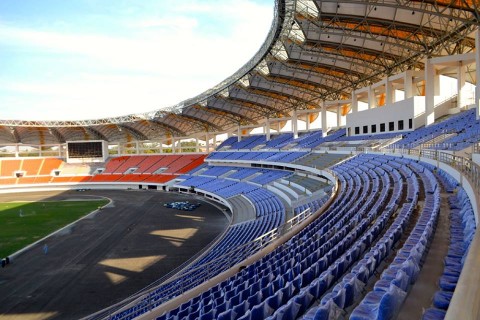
left=292, top=110, right=298, bottom=139
left=277, top=121, right=281, bottom=132
left=425, top=58, right=436, bottom=126
left=305, top=114, right=310, bottom=131
left=337, top=106, right=342, bottom=128
left=476, top=28, right=480, bottom=120
left=195, top=137, right=199, bottom=153
left=368, top=86, right=376, bottom=109
left=351, top=92, right=358, bottom=113
left=265, top=118, right=271, bottom=141
left=385, top=79, right=394, bottom=105
left=321, top=104, right=328, bottom=137
left=172, top=138, right=176, bottom=154
left=205, top=133, right=210, bottom=153
left=457, top=61, right=466, bottom=110
left=404, top=70, right=414, bottom=99
left=213, top=134, right=217, bottom=150
left=237, top=126, right=241, bottom=142
left=58, top=144, right=62, bottom=157
left=135, top=141, right=139, bottom=154
left=15, top=144, right=19, bottom=158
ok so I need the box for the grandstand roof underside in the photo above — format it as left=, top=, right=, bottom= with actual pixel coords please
left=1, top=0, right=479, bottom=145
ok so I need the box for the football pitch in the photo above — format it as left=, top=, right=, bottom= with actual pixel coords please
left=0, top=199, right=109, bottom=258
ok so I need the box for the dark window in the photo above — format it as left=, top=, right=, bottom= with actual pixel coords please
left=389, top=121, right=395, bottom=131
left=409, top=118, right=413, bottom=129
left=363, top=125, right=368, bottom=134
left=380, top=123, right=386, bottom=132
left=398, top=120, right=404, bottom=130
left=355, top=127, right=360, bottom=135
left=371, top=124, right=377, bottom=133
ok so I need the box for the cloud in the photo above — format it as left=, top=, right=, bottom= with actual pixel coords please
left=0, top=0, right=274, bottom=120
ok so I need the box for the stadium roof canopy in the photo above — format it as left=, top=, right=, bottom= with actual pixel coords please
left=1, top=0, right=479, bottom=145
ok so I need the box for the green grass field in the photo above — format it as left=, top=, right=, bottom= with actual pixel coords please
left=0, top=199, right=109, bottom=258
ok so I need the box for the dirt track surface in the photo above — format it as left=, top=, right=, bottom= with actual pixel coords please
left=0, top=190, right=228, bottom=320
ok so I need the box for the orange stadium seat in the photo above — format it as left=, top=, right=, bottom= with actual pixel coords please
left=0, top=155, right=204, bottom=186
left=34, top=176, right=54, bottom=184
left=67, top=176, right=92, bottom=183
left=116, top=174, right=150, bottom=182
left=176, top=154, right=207, bottom=174
left=20, top=158, right=43, bottom=176
left=90, top=174, right=122, bottom=182
left=163, top=154, right=202, bottom=174
left=0, top=159, right=22, bottom=177
left=17, top=177, right=37, bottom=184
left=112, top=155, right=147, bottom=174
left=50, top=176, right=92, bottom=183
left=102, top=156, right=129, bottom=174
left=0, top=177, right=18, bottom=185
left=38, top=158, right=63, bottom=175
left=142, top=174, right=176, bottom=183
left=145, top=155, right=181, bottom=174
left=135, top=155, right=165, bottom=173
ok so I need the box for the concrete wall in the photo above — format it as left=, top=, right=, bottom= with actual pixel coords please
left=346, top=97, right=425, bottom=136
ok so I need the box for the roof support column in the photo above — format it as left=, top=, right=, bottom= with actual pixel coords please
left=205, top=133, right=210, bottom=153
left=58, top=144, right=62, bottom=157
left=305, top=113, right=310, bottom=131
left=385, top=79, right=394, bottom=105
left=135, top=141, right=139, bottom=155
left=476, top=28, right=480, bottom=120
left=265, top=118, right=271, bottom=141
left=321, top=104, right=327, bottom=137
left=292, top=110, right=298, bottom=139
left=368, top=86, right=376, bottom=109
left=457, top=61, right=466, bottom=110
left=336, top=106, right=342, bottom=129
left=425, top=58, right=438, bottom=126
left=351, top=92, right=358, bottom=113
left=213, top=134, right=217, bottom=150
left=237, top=126, right=241, bottom=142
left=172, top=138, right=176, bottom=154
left=195, top=137, right=199, bottom=153
left=404, top=70, right=414, bottom=99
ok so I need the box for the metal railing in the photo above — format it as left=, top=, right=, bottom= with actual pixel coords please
left=472, top=142, right=480, bottom=154
left=319, top=146, right=480, bottom=198
left=380, top=148, right=480, bottom=194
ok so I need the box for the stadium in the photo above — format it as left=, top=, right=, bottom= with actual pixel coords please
left=0, top=1, right=479, bottom=320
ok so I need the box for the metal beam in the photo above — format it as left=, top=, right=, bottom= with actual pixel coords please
left=85, top=127, right=109, bottom=141
left=116, top=124, right=149, bottom=141
left=148, top=120, right=186, bottom=137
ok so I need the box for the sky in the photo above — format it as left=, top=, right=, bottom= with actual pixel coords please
left=0, top=0, right=274, bottom=121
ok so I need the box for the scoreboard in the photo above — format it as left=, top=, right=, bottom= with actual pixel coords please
left=66, top=140, right=108, bottom=163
